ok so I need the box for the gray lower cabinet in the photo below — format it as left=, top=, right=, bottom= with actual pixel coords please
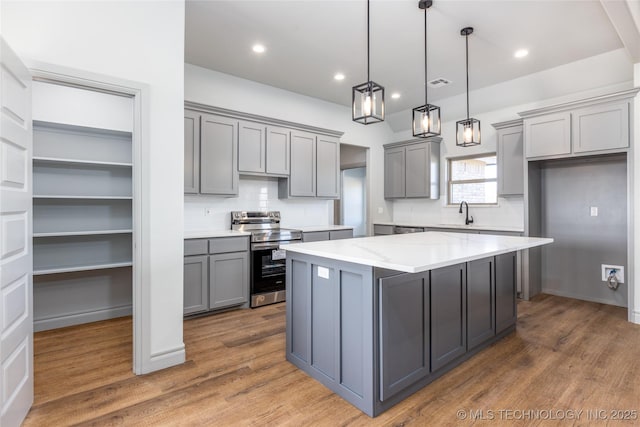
left=286, top=251, right=517, bottom=417
left=384, top=139, right=440, bottom=200
left=183, top=255, right=208, bottom=315
left=379, top=272, right=430, bottom=401
left=303, top=231, right=330, bottom=242
left=302, top=229, right=353, bottom=242
left=373, top=224, right=394, bottom=236
left=184, top=110, right=200, bottom=194
left=184, top=236, right=249, bottom=315
left=329, top=229, right=353, bottom=240
left=494, top=121, right=524, bottom=197
left=430, top=263, right=466, bottom=371
left=210, top=251, right=249, bottom=309
left=496, top=252, right=517, bottom=333
left=467, top=257, right=495, bottom=350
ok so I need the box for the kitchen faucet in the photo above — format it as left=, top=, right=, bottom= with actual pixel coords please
left=459, top=201, right=474, bottom=225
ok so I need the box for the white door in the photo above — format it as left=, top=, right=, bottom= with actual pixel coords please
left=0, top=37, right=34, bottom=426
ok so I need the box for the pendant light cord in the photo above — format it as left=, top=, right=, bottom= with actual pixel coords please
left=424, top=8, right=428, bottom=105
left=367, top=0, right=370, bottom=84
left=465, top=33, right=470, bottom=120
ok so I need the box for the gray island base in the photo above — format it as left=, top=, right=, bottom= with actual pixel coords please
left=284, top=232, right=552, bottom=417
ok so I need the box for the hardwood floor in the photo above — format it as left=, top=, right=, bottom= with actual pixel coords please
left=25, top=295, right=640, bottom=426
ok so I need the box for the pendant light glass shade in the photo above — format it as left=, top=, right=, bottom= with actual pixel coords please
left=413, top=0, right=441, bottom=138
left=456, top=26, right=481, bottom=147
left=353, top=0, right=385, bottom=124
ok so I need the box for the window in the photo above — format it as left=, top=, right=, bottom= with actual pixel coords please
left=448, top=154, right=497, bottom=205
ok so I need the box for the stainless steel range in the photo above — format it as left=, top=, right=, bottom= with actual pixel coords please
left=231, top=211, right=302, bottom=307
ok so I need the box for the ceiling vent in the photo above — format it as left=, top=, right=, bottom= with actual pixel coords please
left=428, top=78, right=451, bottom=88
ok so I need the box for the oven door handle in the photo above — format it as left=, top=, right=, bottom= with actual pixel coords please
left=251, top=242, right=281, bottom=251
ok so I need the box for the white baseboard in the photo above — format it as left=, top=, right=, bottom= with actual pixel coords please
left=139, top=344, right=186, bottom=374
left=631, top=310, right=640, bottom=324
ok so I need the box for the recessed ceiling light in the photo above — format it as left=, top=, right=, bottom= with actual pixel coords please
left=252, top=44, right=266, bottom=54
left=391, top=92, right=401, bottom=99
left=514, top=49, right=529, bottom=59
left=334, top=73, right=345, bottom=81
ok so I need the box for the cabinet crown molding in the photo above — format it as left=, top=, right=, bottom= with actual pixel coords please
left=184, top=101, right=344, bottom=138
left=384, top=136, right=442, bottom=149
left=517, top=87, right=640, bottom=119
left=491, top=118, right=523, bottom=129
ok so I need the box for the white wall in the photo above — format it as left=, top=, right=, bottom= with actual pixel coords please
left=184, top=64, right=396, bottom=232
left=387, top=48, right=634, bottom=230
left=2, top=0, right=186, bottom=372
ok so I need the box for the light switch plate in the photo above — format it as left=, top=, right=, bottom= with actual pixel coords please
left=590, top=207, right=598, bottom=217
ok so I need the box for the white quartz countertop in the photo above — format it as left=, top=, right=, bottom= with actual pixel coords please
left=285, top=231, right=553, bottom=273
left=184, top=230, right=251, bottom=239
left=290, top=225, right=354, bottom=233
left=374, top=222, right=525, bottom=233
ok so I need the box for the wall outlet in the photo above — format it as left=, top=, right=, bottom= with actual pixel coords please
left=602, top=264, right=624, bottom=283
left=205, top=208, right=214, bottom=216
left=377, top=207, right=384, bottom=214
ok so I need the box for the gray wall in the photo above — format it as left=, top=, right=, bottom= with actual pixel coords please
left=540, top=154, right=627, bottom=307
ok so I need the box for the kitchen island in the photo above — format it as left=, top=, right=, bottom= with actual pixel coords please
left=284, top=231, right=553, bottom=417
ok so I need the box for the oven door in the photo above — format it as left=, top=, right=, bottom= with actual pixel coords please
left=251, top=242, right=287, bottom=295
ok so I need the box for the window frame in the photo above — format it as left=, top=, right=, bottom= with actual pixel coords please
left=447, top=152, right=498, bottom=206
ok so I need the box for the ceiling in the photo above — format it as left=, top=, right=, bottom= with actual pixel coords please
left=185, top=0, right=623, bottom=115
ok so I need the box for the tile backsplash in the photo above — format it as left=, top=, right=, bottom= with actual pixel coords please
left=184, top=177, right=333, bottom=230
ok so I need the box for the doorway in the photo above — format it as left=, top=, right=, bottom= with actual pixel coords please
left=334, top=144, right=368, bottom=237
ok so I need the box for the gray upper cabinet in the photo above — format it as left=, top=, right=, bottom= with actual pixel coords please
left=282, top=131, right=340, bottom=199
left=384, top=146, right=405, bottom=199
left=238, top=122, right=291, bottom=177
left=524, top=112, right=571, bottom=159
left=238, top=120, right=266, bottom=173
left=316, top=135, right=340, bottom=198
left=289, top=130, right=317, bottom=197
left=520, top=89, right=636, bottom=161
left=493, top=121, right=524, bottom=197
left=266, top=126, right=290, bottom=175
left=572, top=101, right=629, bottom=154
left=384, top=139, right=440, bottom=200
left=184, top=110, right=200, bottom=194
left=200, top=113, right=239, bottom=196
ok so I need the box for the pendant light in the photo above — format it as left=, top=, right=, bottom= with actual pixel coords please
left=352, top=0, right=385, bottom=124
left=412, top=0, right=440, bottom=138
left=456, top=27, right=481, bottom=147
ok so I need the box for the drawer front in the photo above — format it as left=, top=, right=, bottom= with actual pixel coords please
left=329, top=229, right=353, bottom=240
left=184, top=239, right=208, bottom=256
left=209, top=236, right=249, bottom=254
left=373, top=224, right=394, bottom=235
left=303, top=231, right=330, bottom=242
